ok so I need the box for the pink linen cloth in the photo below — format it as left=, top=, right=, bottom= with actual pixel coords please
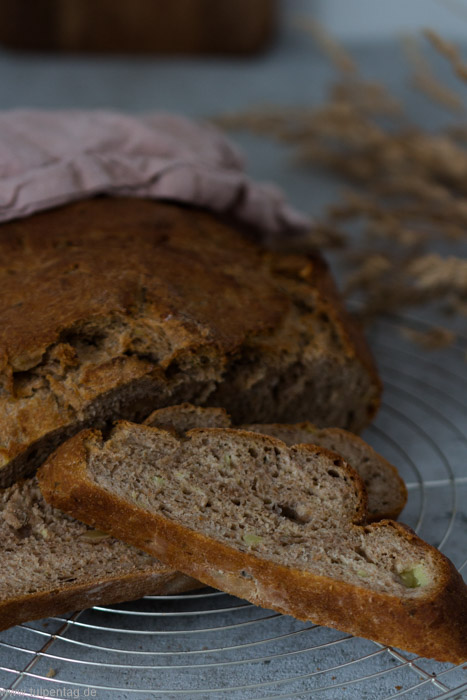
left=0, top=109, right=310, bottom=240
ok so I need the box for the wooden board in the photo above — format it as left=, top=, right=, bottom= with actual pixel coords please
left=0, top=0, right=276, bottom=54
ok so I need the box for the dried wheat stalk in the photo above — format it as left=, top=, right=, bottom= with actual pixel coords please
left=298, top=18, right=357, bottom=75
left=400, top=326, right=456, bottom=349
left=402, top=34, right=465, bottom=114
left=424, top=29, right=467, bottom=83
left=214, top=24, right=467, bottom=347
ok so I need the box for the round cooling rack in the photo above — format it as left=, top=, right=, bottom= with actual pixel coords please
left=0, top=314, right=466, bottom=700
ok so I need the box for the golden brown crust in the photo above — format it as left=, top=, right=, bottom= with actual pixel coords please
left=0, top=197, right=381, bottom=486
left=0, top=199, right=285, bottom=368
left=38, top=427, right=467, bottom=664
left=0, top=199, right=282, bottom=478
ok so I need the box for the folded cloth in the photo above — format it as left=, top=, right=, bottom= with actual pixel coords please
left=0, top=109, right=310, bottom=240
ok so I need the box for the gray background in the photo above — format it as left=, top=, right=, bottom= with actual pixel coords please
left=294, top=0, right=467, bottom=40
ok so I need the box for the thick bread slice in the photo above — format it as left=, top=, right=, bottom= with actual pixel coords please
left=0, top=478, right=198, bottom=631
left=0, top=197, right=381, bottom=487
left=146, top=404, right=407, bottom=520
left=38, top=423, right=467, bottom=663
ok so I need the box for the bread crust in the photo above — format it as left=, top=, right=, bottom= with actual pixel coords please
left=38, top=427, right=467, bottom=664
left=0, top=567, right=197, bottom=632
left=0, top=197, right=381, bottom=486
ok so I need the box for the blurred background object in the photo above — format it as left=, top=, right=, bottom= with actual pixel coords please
left=294, top=0, right=467, bottom=40
left=0, top=0, right=276, bottom=54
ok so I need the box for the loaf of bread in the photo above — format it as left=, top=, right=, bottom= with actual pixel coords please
left=146, top=404, right=407, bottom=520
left=38, top=422, right=467, bottom=663
left=0, top=476, right=198, bottom=631
left=0, top=197, right=381, bottom=488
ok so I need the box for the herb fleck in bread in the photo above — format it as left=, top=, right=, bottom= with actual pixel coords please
left=38, top=423, right=467, bottom=663
left=146, top=404, right=407, bottom=520
left=0, top=477, right=197, bottom=631
left=0, top=197, right=381, bottom=487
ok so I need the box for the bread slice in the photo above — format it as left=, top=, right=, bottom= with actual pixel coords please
left=0, top=403, right=400, bottom=631
left=0, top=403, right=229, bottom=630
left=0, top=477, right=197, bottom=631
left=146, top=404, right=232, bottom=434
left=38, top=422, right=467, bottom=663
left=146, top=404, right=407, bottom=520
left=242, top=424, right=407, bottom=522
left=0, top=197, right=381, bottom=488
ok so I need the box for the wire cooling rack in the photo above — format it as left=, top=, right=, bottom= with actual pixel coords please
left=0, top=314, right=466, bottom=700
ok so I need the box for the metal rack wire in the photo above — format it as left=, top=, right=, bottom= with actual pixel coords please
left=0, top=314, right=466, bottom=699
